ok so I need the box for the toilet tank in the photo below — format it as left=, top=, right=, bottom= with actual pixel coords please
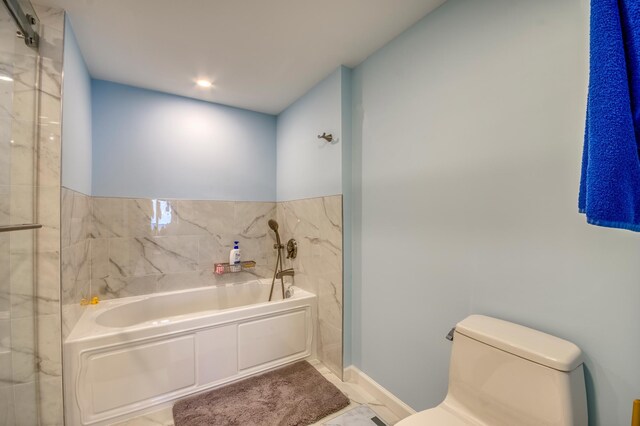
left=445, top=315, right=588, bottom=426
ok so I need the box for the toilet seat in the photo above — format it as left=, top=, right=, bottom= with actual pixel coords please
left=396, top=406, right=479, bottom=426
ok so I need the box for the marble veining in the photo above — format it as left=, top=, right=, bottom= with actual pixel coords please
left=61, top=191, right=279, bottom=309
left=278, top=195, right=344, bottom=378
left=88, top=197, right=277, bottom=299
left=34, top=4, right=64, bottom=425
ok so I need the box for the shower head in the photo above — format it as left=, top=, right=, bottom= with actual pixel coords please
left=268, top=219, right=282, bottom=246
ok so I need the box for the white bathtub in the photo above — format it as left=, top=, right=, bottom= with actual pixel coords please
left=64, top=280, right=317, bottom=425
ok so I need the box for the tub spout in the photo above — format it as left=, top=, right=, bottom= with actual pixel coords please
left=275, top=268, right=294, bottom=279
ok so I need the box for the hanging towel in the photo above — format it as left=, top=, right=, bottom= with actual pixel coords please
left=579, top=0, right=640, bottom=232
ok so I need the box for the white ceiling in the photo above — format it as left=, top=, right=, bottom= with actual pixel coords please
left=36, top=0, right=446, bottom=114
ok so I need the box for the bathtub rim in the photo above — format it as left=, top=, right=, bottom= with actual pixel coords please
left=66, top=279, right=313, bottom=343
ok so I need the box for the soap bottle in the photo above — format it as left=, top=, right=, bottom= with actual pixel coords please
left=229, top=241, right=241, bottom=272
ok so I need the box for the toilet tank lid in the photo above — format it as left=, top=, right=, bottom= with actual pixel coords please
left=455, top=315, right=583, bottom=372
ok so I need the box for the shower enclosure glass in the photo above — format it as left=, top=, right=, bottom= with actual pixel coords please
left=0, top=0, right=42, bottom=423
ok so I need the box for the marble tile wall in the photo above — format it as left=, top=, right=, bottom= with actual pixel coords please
left=60, top=194, right=278, bottom=309
left=61, top=194, right=345, bottom=382
left=61, top=188, right=91, bottom=339
left=34, top=4, right=65, bottom=425
left=278, top=195, right=343, bottom=378
left=95, top=198, right=276, bottom=299
left=0, top=3, right=64, bottom=425
left=89, top=197, right=277, bottom=299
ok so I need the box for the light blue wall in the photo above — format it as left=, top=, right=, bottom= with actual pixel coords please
left=276, top=68, right=343, bottom=201
left=62, top=16, right=92, bottom=195
left=351, top=1, right=640, bottom=425
left=91, top=80, right=277, bottom=201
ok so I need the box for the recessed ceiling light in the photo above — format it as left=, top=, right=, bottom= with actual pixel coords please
left=0, top=75, right=13, bottom=82
left=196, top=79, right=212, bottom=88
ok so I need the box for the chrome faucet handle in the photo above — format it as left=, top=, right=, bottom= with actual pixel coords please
left=286, top=239, right=297, bottom=259
left=446, top=327, right=455, bottom=341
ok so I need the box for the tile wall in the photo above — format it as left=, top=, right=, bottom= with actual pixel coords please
left=0, top=7, right=40, bottom=423
left=61, top=192, right=345, bottom=380
left=35, top=5, right=65, bottom=425
left=61, top=190, right=278, bottom=334
left=278, top=195, right=343, bottom=378
left=0, top=3, right=65, bottom=425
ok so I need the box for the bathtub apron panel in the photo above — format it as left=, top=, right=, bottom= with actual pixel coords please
left=64, top=282, right=316, bottom=426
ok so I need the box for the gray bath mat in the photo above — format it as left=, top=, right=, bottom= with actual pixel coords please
left=173, top=361, right=350, bottom=426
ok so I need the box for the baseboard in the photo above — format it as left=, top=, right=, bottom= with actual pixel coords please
left=344, top=365, right=416, bottom=420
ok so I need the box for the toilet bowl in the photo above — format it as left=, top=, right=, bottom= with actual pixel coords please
left=397, top=315, right=588, bottom=426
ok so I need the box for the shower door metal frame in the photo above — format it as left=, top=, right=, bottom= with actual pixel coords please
left=2, top=0, right=39, bottom=47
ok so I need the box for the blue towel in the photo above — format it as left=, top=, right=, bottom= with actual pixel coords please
left=579, top=0, right=640, bottom=232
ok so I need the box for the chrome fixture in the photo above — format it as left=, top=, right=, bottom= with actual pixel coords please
left=276, top=268, right=294, bottom=279
left=269, top=219, right=293, bottom=301
left=0, top=223, right=42, bottom=233
left=2, top=0, right=39, bottom=48
left=285, top=286, right=294, bottom=299
left=286, top=238, right=297, bottom=259
left=317, top=132, right=333, bottom=142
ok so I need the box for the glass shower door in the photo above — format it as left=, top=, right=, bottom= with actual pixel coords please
left=0, top=1, right=41, bottom=424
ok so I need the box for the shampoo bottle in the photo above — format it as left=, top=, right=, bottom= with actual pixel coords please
left=229, top=241, right=241, bottom=272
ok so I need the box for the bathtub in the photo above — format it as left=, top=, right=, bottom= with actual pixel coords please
left=64, top=280, right=317, bottom=425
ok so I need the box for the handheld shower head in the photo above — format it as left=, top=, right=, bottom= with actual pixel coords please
left=268, top=219, right=282, bottom=246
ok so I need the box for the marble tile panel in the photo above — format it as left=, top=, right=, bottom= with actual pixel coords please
left=35, top=5, right=65, bottom=31
left=317, top=277, right=343, bottom=330
left=38, top=375, right=64, bottom=426
left=36, top=114, right=62, bottom=187
left=63, top=189, right=91, bottom=248
left=9, top=252, right=34, bottom=319
left=0, top=144, right=9, bottom=188
left=9, top=124, right=37, bottom=188
left=0, top=317, right=9, bottom=354
left=94, top=274, right=157, bottom=300
left=32, top=5, right=63, bottom=425
left=0, top=383, right=15, bottom=426
left=13, top=380, right=38, bottom=425
left=318, top=320, right=343, bottom=378
left=89, top=238, right=109, bottom=281
left=8, top=184, right=34, bottom=226
left=36, top=186, right=61, bottom=253
left=0, top=328, right=11, bottom=384
left=108, top=236, right=199, bottom=278
left=35, top=5, right=64, bottom=63
left=278, top=195, right=343, bottom=377
left=0, top=235, right=10, bottom=313
left=84, top=198, right=277, bottom=300
left=170, top=199, right=234, bottom=237
left=61, top=187, right=71, bottom=248
left=35, top=250, right=60, bottom=316
left=39, top=57, right=62, bottom=100
left=10, top=316, right=36, bottom=384
left=196, top=234, right=228, bottom=271
left=36, top=313, right=61, bottom=380
left=125, top=198, right=158, bottom=237
left=91, top=197, right=126, bottom=238
left=61, top=240, right=90, bottom=305
left=62, top=302, right=83, bottom=341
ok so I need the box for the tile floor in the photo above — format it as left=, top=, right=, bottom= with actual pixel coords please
left=111, top=359, right=402, bottom=426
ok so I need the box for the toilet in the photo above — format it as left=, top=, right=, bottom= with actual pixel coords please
left=397, top=315, right=588, bottom=426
